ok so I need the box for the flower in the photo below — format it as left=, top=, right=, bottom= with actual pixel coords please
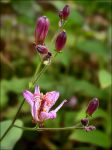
left=84, top=125, right=96, bottom=132
left=86, top=98, right=99, bottom=116
left=35, top=16, right=50, bottom=45
left=59, top=5, right=70, bottom=20
left=59, top=10, right=63, bottom=20
left=23, top=85, right=67, bottom=123
left=81, top=118, right=89, bottom=126
left=62, top=5, right=70, bottom=20
left=55, top=30, right=67, bottom=52
left=35, top=45, right=48, bottom=54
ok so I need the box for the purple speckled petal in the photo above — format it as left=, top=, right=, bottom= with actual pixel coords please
left=54, top=100, right=67, bottom=112
left=40, top=111, right=57, bottom=121
left=43, top=91, right=60, bottom=112
left=23, top=90, right=33, bottom=106
left=46, top=91, right=60, bottom=102
left=34, top=85, right=40, bottom=94
left=31, top=101, right=39, bottom=122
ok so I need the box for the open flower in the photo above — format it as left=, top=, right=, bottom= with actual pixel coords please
left=23, top=85, right=67, bottom=123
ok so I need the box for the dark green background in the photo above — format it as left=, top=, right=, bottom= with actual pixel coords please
left=0, top=0, right=111, bottom=150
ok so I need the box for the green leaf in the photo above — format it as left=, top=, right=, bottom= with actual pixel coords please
left=0, top=120, right=23, bottom=150
left=69, top=130, right=111, bottom=148
left=11, top=0, right=35, bottom=18
left=64, top=111, right=76, bottom=126
left=9, top=78, right=29, bottom=93
left=98, top=70, right=111, bottom=88
left=1, top=78, right=29, bottom=94
left=0, top=81, right=8, bottom=108
left=75, top=147, right=94, bottom=150
left=50, top=1, right=65, bottom=10
left=75, top=108, right=108, bottom=122
left=61, top=76, right=107, bottom=99
left=56, top=50, right=71, bottom=66
left=76, top=39, right=108, bottom=60
left=70, top=9, right=84, bottom=26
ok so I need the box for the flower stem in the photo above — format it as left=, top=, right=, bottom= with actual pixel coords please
left=31, top=61, right=43, bottom=85
left=32, top=52, right=58, bottom=86
left=13, top=124, right=83, bottom=131
left=0, top=52, right=58, bottom=141
left=32, top=64, right=48, bottom=86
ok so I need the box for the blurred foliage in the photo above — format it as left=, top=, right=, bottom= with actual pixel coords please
left=0, top=0, right=111, bottom=150
left=0, top=120, right=23, bottom=150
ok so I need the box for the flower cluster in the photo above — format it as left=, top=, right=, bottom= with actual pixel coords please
left=23, top=5, right=99, bottom=131
left=81, top=98, right=99, bottom=132
left=34, top=5, right=70, bottom=64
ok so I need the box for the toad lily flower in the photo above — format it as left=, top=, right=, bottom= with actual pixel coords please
left=23, top=85, right=67, bottom=123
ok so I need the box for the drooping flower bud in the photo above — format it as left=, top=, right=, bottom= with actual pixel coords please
left=55, top=30, right=67, bottom=52
left=84, top=125, right=96, bottom=132
left=36, top=45, right=48, bottom=54
left=59, top=10, right=63, bottom=19
left=35, top=16, right=50, bottom=45
left=81, top=118, right=89, bottom=126
left=43, top=52, right=52, bottom=65
left=62, top=5, right=70, bottom=20
left=59, top=5, right=70, bottom=20
left=86, top=98, right=99, bottom=116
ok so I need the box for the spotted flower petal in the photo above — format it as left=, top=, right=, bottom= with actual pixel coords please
left=43, top=91, right=60, bottom=112
left=40, top=111, right=57, bottom=120
left=31, top=101, right=40, bottom=122
left=23, top=90, right=33, bottom=106
left=40, top=100, right=67, bottom=121
left=54, top=100, right=67, bottom=112
left=34, top=85, right=40, bottom=95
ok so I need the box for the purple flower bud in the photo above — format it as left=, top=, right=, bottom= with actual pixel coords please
left=86, top=98, right=99, bottom=116
left=59, top=10, right=63, bottom=19
left=81, top=118, right=89, bottom=126
left=55, top=30, right=67, bottom=52
left=84, top=125, right=96, bottom=132
left=35, top=16, right=50, bottom=45
left=43, top=52, right=52, bottom=60
left=43, top=52, right=52, bottom=65
left=62, top=5, right=70, bottom=20
left=46, top=52, right=52, bottom=58
left=36, top=45, right=48, bottom=54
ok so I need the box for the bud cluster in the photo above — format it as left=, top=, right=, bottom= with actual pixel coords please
left=34, top=5, right=70, bottom=63
left=81, top=98, right=99, bottom=132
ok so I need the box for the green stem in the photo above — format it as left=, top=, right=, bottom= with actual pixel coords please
left=32, top=61, right=43, bottom=85
left=13, top=124, right=83, bottom=131
left=0, top=99, right=25, bottom=141
left=51, top=20, right=67, bottom=44
left=32, top=52, right=58, bottom=86
left=0, top=63, right=43, bottom=141
left=32, top=65, right=48, bottom=86
left=0, top=52, right=58, bottom=142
